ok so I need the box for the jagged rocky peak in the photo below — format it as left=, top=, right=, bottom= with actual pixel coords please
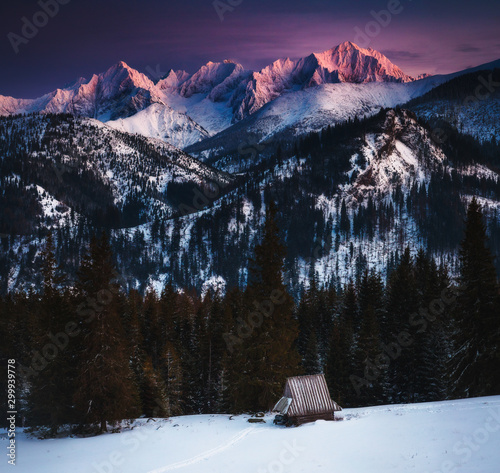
left=234, top=41, right=416, bottom=119
left=314, top=41, right=415, bottom=83
left=157, top=70, right=191, bottom=91
left=98, top=61, right=156, bottom=94
left=179, top=60, right=246, bottom=98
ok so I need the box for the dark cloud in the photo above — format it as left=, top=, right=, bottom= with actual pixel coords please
left=382, top=50, right=424, bottom=60
left=456, top=44, right=481, bottom=53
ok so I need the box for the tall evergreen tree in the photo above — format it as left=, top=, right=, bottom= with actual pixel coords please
left=353, top=271, right=386, bottom=406
left=27, top=233, right=75, bottom=434
left=339, top=199, right=351, bottom=237
left=73, top=233, right=140, bottom=432
left=450, top=198, right=500, bottom=397
left=413, top=251, right=449, bottom=401
left=231, top=202, right=300, bottom=412
left=326, top=282, right=356, bottom=406
left=385, top=247, right=418, bottom=403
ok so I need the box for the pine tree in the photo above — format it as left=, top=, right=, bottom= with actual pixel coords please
left=451, top=198, right=500, bottom=397
left=385, top=247, right=418, bottom=403
left=140, top=357, right=168, bottom=417
left=353, top=271, right=386, bottom=406
left=303, top=331, right=321, bottom=374
left=326, top=282, right=356, bottom=406
left=160, top=341, right=184, bottom=416
left=232, top=202, right=300, bottom=412
left=173, top=290, right=199, bottom=414
left=413, top=251, right=449, bottom=401
left=73, top=233, right=140, bottom=432
left=339, top=199, right=350, bottom=237
left=27, top=233, right=75, bottom=435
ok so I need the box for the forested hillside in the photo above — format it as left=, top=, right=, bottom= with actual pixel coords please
left=1, top=198, right=499, bottom=435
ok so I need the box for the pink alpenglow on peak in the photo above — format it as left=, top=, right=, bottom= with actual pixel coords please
left=0, top=42, right=424, bottom=127
left=315, top=41, right=415, bottom=83
left=234, top=41, right=416, bottom=119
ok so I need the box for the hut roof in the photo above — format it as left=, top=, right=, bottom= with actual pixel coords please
left=273, top=374, right=341, bottom=417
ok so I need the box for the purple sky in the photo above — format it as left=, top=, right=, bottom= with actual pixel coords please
left=1, top=0, right=499, bottom=98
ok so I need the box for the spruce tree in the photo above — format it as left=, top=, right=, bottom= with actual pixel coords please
left=354, top=271, right=386, bottom=406
left=339, top=199, right=351, bottom=237
left=385, top=247, right=418, bottom=403
left=27, top=233, right=75, bottom=434
left=73, top=233, right=140, bottom=432
left=326, top=282, right=356, bottom=406
left=232, top=202, right=300, bottom=412
left=451, top=198, right=500, bottom=397
left=141, top=357, right=168, bottom=417
left=413, top=251, right=449, bottom=401
left=303, top=331, right=321, bottom=375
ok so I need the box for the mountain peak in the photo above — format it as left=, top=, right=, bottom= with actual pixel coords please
left=112, top=60, right=133, bottom=71
left=180, top=60, right=245, bottom=98
left=315, top=42, right=414, bottom=83
left=335, top=40, right=362, bottom=51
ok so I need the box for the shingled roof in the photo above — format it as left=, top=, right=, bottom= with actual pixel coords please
left=273, top=374, right=341, bottom=417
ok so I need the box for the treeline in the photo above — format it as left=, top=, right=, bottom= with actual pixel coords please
left=1, top=200, right=499, bottom=436
left=406, top=69, right=500, bottom=107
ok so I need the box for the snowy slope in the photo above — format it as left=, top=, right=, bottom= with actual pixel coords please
left=186, top=62, right=495, bottom=159
left=161, top=92, right=236, bottom=136
left=412, top=97, right=500, bottom=142
left=0, top=114, right=233, bottom=228
left=235, top=41, right=415, bottom=120
left=5, top=396, right=500, bottom=473
left=245, top=81, right=419, bottom=139
left=185, top=79, right=441, bottom=158
left=106, top=103, right=211, bottom=149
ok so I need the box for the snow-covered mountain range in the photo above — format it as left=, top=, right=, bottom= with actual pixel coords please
left=2, top=107, right=500, bottom=294
left=4, top=41, right=497, bottom=151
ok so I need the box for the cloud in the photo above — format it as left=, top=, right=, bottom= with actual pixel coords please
left=381, top=50, right=423, bottom=60
left=456, top=44, right=481, bottom=53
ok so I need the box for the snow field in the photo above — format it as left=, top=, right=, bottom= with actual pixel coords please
left=3, top=396, right=500, bottom=473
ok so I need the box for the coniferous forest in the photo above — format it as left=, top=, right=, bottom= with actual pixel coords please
left=1, top=198, right=499, bottom=436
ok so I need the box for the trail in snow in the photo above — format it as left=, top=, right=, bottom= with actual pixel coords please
left=146, top=427, right=257, bottom=472
left=5, top=396, right=500, bottom=473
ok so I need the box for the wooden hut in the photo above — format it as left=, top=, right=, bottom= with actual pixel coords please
left=272, top=374, right=341, bottom=426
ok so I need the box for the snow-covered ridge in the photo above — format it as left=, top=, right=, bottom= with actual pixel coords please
left=106, top=103, right=211, bottom=149
left=235, top=41, right=416, bottom=119
left=346, top=109, right=448, bottom=203
left=0, top=114, right=233, bottom=228
left=0, top=42, right=417, bottom=126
